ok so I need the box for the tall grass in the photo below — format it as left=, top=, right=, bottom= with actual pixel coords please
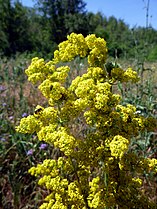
left=0, top=53, right=49, bottom=209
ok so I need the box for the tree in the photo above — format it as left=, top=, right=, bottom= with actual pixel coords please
left=0, top=0, right=11, bottom=54
left=8, top=1, right=34, bottom=54
left=36, top=0, right=87, bottom=43
left=0, top=0, right=37, bottom=56
left=86, top=12, right=109, bottom=41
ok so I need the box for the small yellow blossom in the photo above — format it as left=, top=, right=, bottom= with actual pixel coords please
left=109, top=135, right=129, bottom=159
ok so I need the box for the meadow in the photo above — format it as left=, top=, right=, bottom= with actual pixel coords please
left=0, top=51, right=157, bottom=208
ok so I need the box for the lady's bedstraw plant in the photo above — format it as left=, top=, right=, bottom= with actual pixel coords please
left=16, top=33, right=157, bottom=208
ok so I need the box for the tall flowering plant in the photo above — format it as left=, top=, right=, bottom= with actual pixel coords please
left=16, top=33, right=157, bottom=208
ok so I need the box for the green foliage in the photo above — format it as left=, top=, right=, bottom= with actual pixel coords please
left=147, top=45, right=157, bottom=61
left=0, top=1, right=35, bottom=56
left=36, top=0, right=87, bottom=44
left=0, top=0, right=157, bottom=59
left=9, top=1, right=34, bottom=54
left=0, top=0, right=11, bottom=54
left=16, top=33, right=157, bottom=208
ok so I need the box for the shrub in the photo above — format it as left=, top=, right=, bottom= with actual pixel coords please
left=16, top=33, right=157, bottom=208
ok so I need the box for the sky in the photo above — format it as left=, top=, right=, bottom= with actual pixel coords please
left=21, top=0, right=157, bottom=29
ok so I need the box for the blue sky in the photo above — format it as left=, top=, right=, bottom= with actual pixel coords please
left=21, top=0, right=157, bottom=29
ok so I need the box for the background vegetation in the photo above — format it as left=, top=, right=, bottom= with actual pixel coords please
left=0, top=0, right=157, bottom=60
left=0, top=0, right=157, bottom=208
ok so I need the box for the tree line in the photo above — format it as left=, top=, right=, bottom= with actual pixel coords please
left=0, top=0, right=157, bottom=60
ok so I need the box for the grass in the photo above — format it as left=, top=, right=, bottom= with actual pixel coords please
left=0, top=54, right=157, bottom=208
left=0, top=54, right=49, bottom=209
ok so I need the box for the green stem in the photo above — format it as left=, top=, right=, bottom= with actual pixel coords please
left=70, top=157, right=90, bottom=209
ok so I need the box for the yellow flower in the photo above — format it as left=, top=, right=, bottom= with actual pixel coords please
left=109, top=135, right=129, bottom=159
left=16, top=33, right=157, bottom=208
left=16, top=115, right=41, bottom=133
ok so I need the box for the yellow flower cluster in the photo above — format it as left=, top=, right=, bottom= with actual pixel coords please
left=148, top=158, right=157, bottom=173
left=39, top=80, right=67, bottom=101
left=16, top=33, right=157, bottom=208
left=109, top=135, right=129, bottom=159
left=67, top=181, right=85, bottom=207
left=38, top=126, right=76, bottom=156
left=88, top=177, right=102, bottom=208
left=29, top=157, right=88, bottom=208
left=111, top=67, right=140, bottom=83
left=116, top=104, right=136, bottom=122
left=16, top=105, right=58, bottom=134
left=85, top=34, right=108, bottom=66
left=16, top=115, right=41, bottom=133
left=53, top=33, right=108, bottom=67
left=53, top=33, right=88, bottom=63
left=25, top=58, right=55, bottom=84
